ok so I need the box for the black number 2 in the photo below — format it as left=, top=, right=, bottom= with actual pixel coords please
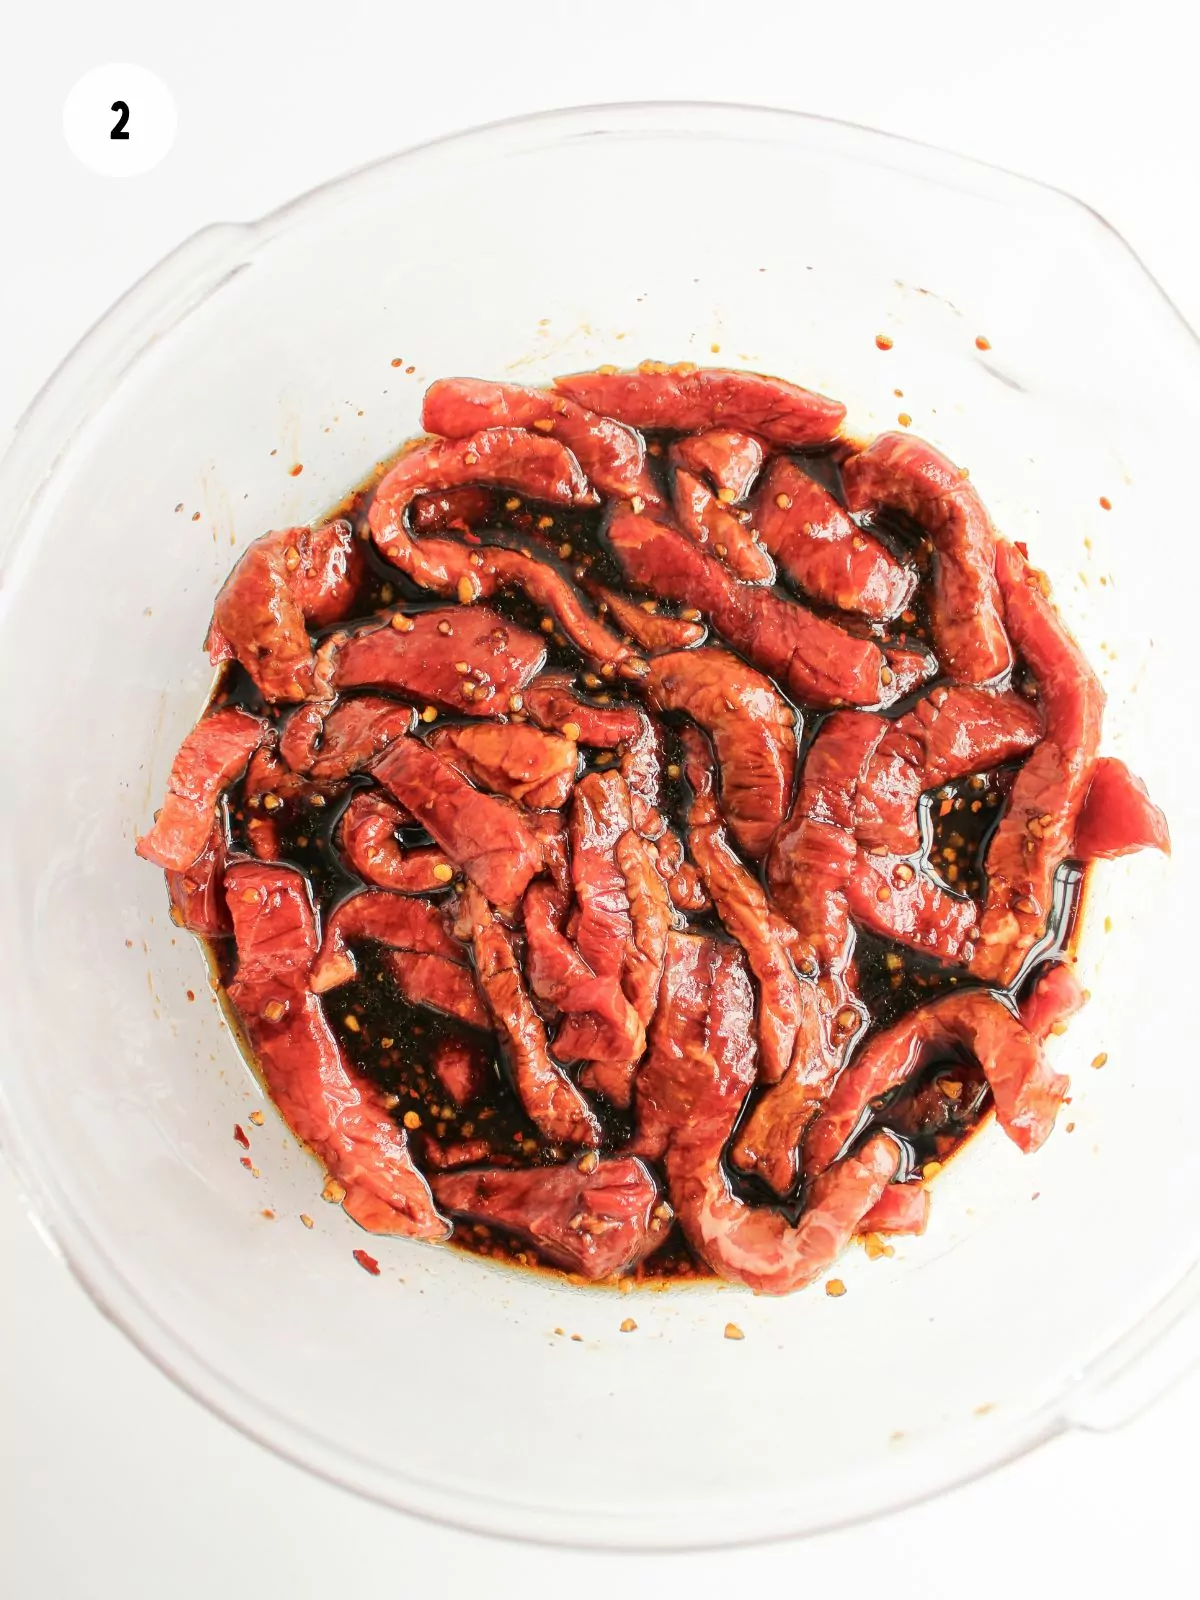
left=110, top=101, right=130, bottom=140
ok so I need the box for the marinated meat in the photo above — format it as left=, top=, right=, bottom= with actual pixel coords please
left=427, top=722, right=579, bottom=810
left=590, top=586, right=708, bottom=651
left=554, top=364, right=846, bottom=446
left=580, top=829, right=672, bottom=1107
left=859, top=1182, right=930, bottom=1237
left=855, top=685, right=1043, bottom=855
left=386, top=950, right=490, bottom=1030
left=804, top=988, right=1068, bottom=1172
left=410, top=486, right=497, bottom=533
left=166, top=822, right=230, bottom=935
left=767, top=711, right=887, bottom=971
left=555, top=772, right=643, bottom=1076
left=280, top=695, right=415, bottom=778
left=671, top=466, right=775, bottom=582
left=1074, top=756, right=1170, bottom=861
left=608, top=512, right=925, bottom=709
left=372, top=739, right=543, bottom=908
left=206, top=520, right=364, bottom=702
left=842, top=434, right=1010, bottom=684
left=635, top=933, right=898, bottom=1293
left=647, top=648, right=797, bottom=859
left=431, top=1157, right=666, bottom=1279
left=972, top=543, right=1105, bottom=984
left=670, top=428, right=764, bottom=500
left=754, top=458, right=916, bottom=620
left=310, top=889, right=463, bottom=993
left=143, top=362, right=1166, bottom=1293
left=224, top=862, right=447, bottom=1238
left=137, top=706, right=266, bottom=871
left=1018, top=960, right=1086, bottom=1043
left=522, top=880, right=645, bottom=1066
left=421, top=377, right=662, bottom=507
left=457, top=885, right=600, bottom=1147
left=369, top=428, right=593, bottom=575
left=844, top=848, right=978, bottom=960
left=336, top=792, right=454, bottom=893
left=431, top=1035, right=490, bottom=1107
left=333, top=606, right=546, bottom=716
left=682, top=727, right=810, bottom=1084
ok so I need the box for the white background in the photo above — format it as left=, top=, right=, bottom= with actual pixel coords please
left=1, top=2, right=1196, bottom=1594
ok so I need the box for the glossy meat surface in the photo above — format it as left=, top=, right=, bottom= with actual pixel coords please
left=137, top=707, right=265, bottom=871
left=647, top=648, right=797, bottom=858
left=144, top=364, right=1168, bottom=1291
left=428, top=722, right=579, bottom=810
left=336, top=792, right=453, bottom=893
left=1074, top=756, right=1170, bottom=861
left=207, top=520, right=364, bottom=702
left=431, top=1157, right=666, bottom=1279
left=457, top=885, right=601, bottom=1147
left=555, top=364, right=846, bottom=445
left=280, top=695, right=415, bottom=778
left=842, top=434, right=1010, bottom=683
left=225, top=862, right=448, bottom=1238
left=333, top=606, right=546, bottom=715
left=754, top=458, right=916, bottom=620
left=804, top=988, right=1068, bottom=1171
left=972, top=543, right=1105, bottom=984
left=373, top=739, right=543, bottom=908
left=421, top=377, right=662, bottom=506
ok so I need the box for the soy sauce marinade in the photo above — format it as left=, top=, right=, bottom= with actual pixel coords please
left=203, top=427, right=1086, bottom=1284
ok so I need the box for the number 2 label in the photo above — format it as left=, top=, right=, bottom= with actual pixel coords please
left=64, top=65, right=176, bottom=176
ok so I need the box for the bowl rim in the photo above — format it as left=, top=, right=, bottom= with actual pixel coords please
left=1, top=98, right=1197, bottom=1550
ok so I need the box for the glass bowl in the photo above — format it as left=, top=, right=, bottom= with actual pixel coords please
left=0, top=103, right=1196, bottom=1550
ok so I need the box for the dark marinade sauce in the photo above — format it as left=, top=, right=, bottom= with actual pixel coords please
left=206, top=438, right=1086, bottom=1283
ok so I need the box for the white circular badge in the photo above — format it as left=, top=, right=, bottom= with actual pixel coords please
left=63, top=64, right=177, bottom=177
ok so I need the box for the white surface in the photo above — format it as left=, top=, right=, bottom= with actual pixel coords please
left=1, top=1, right=1196, bottom=1592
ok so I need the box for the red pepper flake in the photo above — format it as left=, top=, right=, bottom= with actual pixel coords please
left=405, top=365, right=415, bottom=374
left=288, top=463, right=304, bottom=477
left=353, top=1248, right=381, bottom=1276
left=239, top=1156, right=253, bottom=1170
left=233, top=1123, right=250, bottom=1149
left=1099, top=496, right=1112, bottom=510
left=390, top=358, right=403, bottom=367
left=875, top=333, right=894, bottom=351
left=975, top=335, right=992, bottom=351
left=191, top=511, right=201, bottom=521
left=185, top=989, right=195, bottom=1002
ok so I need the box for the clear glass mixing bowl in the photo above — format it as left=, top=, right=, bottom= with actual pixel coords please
left=0, top=103, right=1196, bottom=1549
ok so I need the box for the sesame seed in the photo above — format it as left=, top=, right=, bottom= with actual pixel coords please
left=775, top=492, right=793, bottom=510
left=433, top=863, right=454, bottom=882
left=562, top=721, right=581, bottom=741
left=421, top=706, right=438, bottom=722
left=456, top=576, right=477, bottom=604
left=620, top=1318, right=638, bottom=1333
left=403, top=1110, right=421, bottom=1130
left=390, top=613, right=414, bottom=631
